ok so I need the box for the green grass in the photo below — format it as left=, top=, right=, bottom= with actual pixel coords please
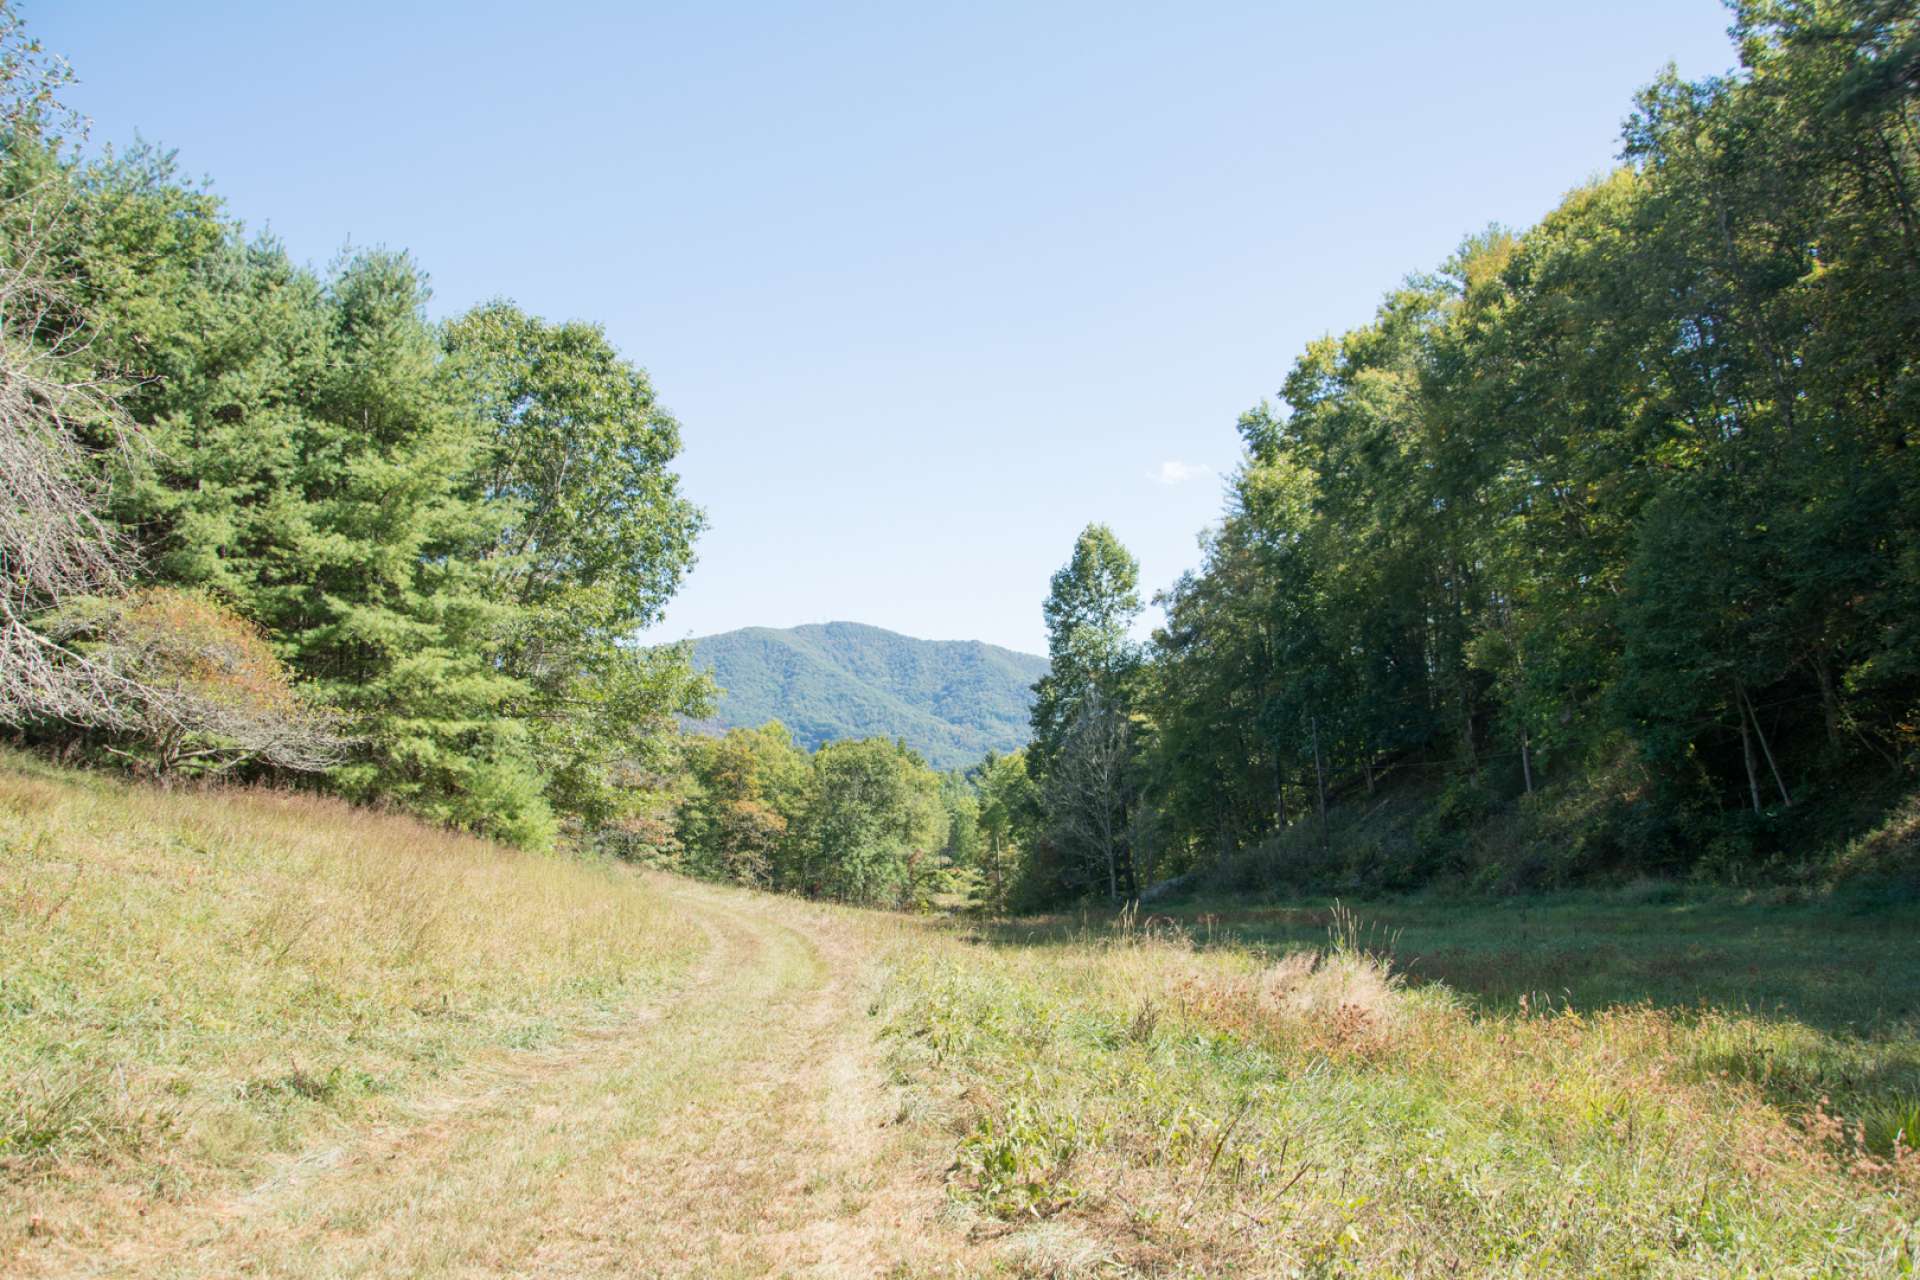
left=881, top=895, right=1920, bottom=1276
left=1117, top=887, right=1920, bottom=1030
left=7, top=751, right=1920, bottom=1275
left=0, top=751, right=703, bottom=1252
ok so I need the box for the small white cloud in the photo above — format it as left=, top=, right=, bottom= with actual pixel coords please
left=1149, top=460, right=1213, bottom=486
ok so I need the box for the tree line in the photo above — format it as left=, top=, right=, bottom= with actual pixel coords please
left=677, top=1, right=1919, bottom=908
left=0, top=11, right=707, bottom=848
left=0, top=7, right=1016, bottom=908
left=8, top=1, right=1917, bottom=907
left=1000, top=0, right=1920, bottom=902
left=632, top=0, right=1920, bottom=908
left=645, top=723, right=975, bottom=907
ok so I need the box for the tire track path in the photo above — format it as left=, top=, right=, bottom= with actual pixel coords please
left=78, top=879, right=973, bottom=1279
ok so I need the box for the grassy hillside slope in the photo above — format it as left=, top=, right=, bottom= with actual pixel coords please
left=0, top=757, right=989, bottom=1279
left=687, top=621, right=1048, bottom=768
left=0, top=753, right=705, bottom=1265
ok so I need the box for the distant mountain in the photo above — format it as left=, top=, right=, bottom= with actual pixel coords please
left=684, top=622, right=1049, bottom=770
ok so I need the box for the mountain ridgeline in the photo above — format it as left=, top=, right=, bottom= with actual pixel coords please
left=686, top=623, right=1047, bottom=769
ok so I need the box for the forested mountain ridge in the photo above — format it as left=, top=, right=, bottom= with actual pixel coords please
left=686, top=622, right=1047, bottom=768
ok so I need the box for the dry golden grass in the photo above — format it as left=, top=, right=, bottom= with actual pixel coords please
left=9, top=752, right=1917, bottom=1277
left=1, top=756, right=987, bottom=1278
left=0, top=753, right=703, bottom=1267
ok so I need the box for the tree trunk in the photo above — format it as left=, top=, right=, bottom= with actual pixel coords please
left=1520, top=729, right=1534, bottom=795
left=1812, top=651, right=1841, bottom=751
left=1736, top=681, right=1763, bottom=815
left=1741, top=685, right=1791, bottom=808
left=1104, top=805, right=1118, bottom=901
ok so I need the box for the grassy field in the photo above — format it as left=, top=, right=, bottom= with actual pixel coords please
left=5, top=754, right=1919, bottom=1276
left=0, top=756, right=981, bottom=1279
left=0, top=752, right=706, bottom=1267
left=879, top=893, right=1920, bottom=1276
left=988, top=886, right=1920, bottom=1033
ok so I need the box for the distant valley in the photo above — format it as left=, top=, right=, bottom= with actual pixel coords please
left=685, top=622, right=1047, bottom=769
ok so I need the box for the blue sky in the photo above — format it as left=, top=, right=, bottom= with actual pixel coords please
left=41, top=1, right=1737, bottom=656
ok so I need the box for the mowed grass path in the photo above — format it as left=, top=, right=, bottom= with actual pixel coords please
left=0, top=758, right=975, bottom=1278
left=6, top=755, right=1919, bottom=1277
left=79, top=887, right=972, bottom=1278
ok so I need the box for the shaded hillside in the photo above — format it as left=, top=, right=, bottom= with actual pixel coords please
left=687, top=622, right=1047, bottom=768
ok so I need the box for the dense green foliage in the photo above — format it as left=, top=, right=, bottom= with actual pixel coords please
left=1005, top=0, right=1920, bottom=903
left=664, top=720, right=972, bottom=908
left=9, top=0, right=1920, bottom=904
left=687, top=622, right=1047, bottom=770
left=1, top=64, right=708, bottom=846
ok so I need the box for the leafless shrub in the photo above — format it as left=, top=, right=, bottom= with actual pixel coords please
left=0, top=10, right=340, bottom=773
left=0, top=11, right=144, bottom=729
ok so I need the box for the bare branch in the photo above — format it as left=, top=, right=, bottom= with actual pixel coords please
left=0, top=15, right=337, bottom=775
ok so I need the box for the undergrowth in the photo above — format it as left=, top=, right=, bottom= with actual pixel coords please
left=1196, top=756, right=1920, bottom=900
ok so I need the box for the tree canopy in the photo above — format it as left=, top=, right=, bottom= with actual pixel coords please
left=1, top=60, right=708, bottom=846
left=1004, top=0, right=1920, bottom=902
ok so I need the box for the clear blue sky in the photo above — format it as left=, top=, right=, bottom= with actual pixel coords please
left=40, top=1, right=1737, bottom=656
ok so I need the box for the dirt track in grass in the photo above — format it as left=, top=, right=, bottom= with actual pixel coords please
left=39, top=878, right=976, bottom=1280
